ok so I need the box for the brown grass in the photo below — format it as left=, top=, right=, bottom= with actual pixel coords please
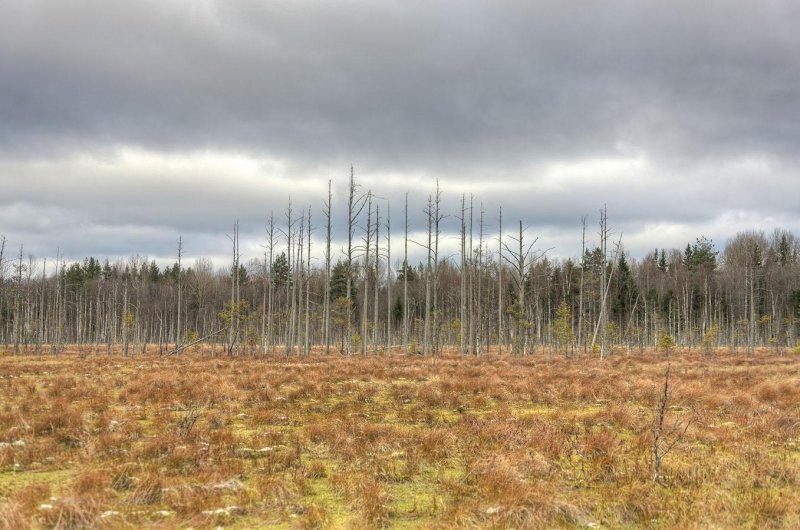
left=0, top=346, right=798, bottom=527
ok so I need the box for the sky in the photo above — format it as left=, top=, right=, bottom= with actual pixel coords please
left=1, top=0, right=799, bottom=271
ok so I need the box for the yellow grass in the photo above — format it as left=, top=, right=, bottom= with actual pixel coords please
left=0, top=347, right=798, bottom=528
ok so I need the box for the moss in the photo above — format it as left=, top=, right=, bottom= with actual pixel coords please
left=0, top=468, right=76, bottom=498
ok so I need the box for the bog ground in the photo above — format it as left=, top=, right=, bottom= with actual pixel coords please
left=0, top=350, right=799, bottom=529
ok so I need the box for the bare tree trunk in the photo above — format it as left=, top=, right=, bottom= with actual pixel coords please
left=403, top=193, right=409, bottom=354
left=501, top=221, right=544, bottom=356
left=37, top=259, right=46, bottom=354
left=590, top=209, right=622, bottom=360
left=346, top=167, right=366, bottom=354
left=285, top=203, right=295, bottom=355
left=374, top=205, right=380, bottom=349
left=468, top=195, right=475, bottom=355
left=176, top=236, right=183, bottom=350
left=433, top=181, right=442, bottom=355
left=294, top=213, right=305, bottom=355
left=578, top=216, right=586, bottom=356
left=362, top=192, right=372, bottom=356
left=423, top=195, right=432, bottom=356
left=498, top=207, right=503, bottom=354
left=324, top=180, right=332, bottom=354
left=122, top=279, right=129, bottom=357
left=305, top=207, right=311, bottom=355
left=600, top=207, right=607, bottom=358
left=267, top=214, right=275, bottom=354
left=460, top=194, right=467, bottom=354
left=386, top=202, right=392, bottom=354
left=261, top=249, right=267, bottom=354
left=228, top=221, right=240, bottom=356
left=13, top=245, right=22, bottom=355
left=477, top=204, right=484, bottom=355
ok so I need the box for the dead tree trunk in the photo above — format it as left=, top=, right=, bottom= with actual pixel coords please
left=362, top=192, right=372, bottom=356
left=324, top=180, right=332, bottom=354
left=403, top=193, right=409, bottom=354
left=304, top=207, right=312, bottom=355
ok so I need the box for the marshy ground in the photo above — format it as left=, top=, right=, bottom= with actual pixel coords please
left=0, top=349, right=798, bottom=528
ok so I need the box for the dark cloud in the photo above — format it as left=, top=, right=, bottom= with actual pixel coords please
left=1, top=1, right=799, bottom=264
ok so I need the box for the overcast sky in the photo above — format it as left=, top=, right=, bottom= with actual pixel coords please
left=1, top=0, right=799, bottom=270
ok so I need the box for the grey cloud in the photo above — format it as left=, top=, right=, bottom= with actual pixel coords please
left=1, top=0, right=800, bottom=264
left=3, top=1, right=800, bottom=171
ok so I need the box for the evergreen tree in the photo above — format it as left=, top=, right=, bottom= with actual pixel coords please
left=272, top=252, right=290, bottom=288
left=330, top=260, right=354, bottom=301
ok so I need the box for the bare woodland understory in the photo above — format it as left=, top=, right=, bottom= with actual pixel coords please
left=1, top=173, right=800, bottom=359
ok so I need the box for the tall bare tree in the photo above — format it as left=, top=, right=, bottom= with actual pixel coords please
left=361, top=192, right=373, bottom=356
left=304, top=207, right=312, bottom=355
left=403, top=193, right=409, bottom=354
left=324, top=180, right=332, bottom=354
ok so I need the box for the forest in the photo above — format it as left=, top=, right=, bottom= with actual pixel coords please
left=1, top=175, right=799, bottom=359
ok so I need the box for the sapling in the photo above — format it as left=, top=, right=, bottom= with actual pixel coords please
left=651, top=361, right=690, bottom=483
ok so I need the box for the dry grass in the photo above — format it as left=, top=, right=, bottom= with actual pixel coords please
left=0, top=346, right=798, bottom=528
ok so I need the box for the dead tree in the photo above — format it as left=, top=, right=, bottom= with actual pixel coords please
left=12, top=245, right=23, bottom=354
left=497, top=207, right=503, bottom=354
left=373, top=204, right=380, bottom=349
left=590, top=207, right=622, bottom=359
left=578, top=216, right=587, bottom=356
left=423, top=195, right=433, bottom=355
left=176, top=236, right=183, bottom=350
left=476, top=204, right=484, bottom=355
left=304, top=207, right=312, bottom=355
left=403, top=193, right=409, bottom=354
left=266, top=214, right=276, bottom=353
left=227, top=222, right=240, bottom=356
left=468, top=195, right=475, bottom=354
left=324, top=180, right=332, bottom=354
left=361, top=192, right=373, bottom=356
left=651, top=362, right=690, bottom=482
left=385, top=202, right=392, bottom=354
left=432, top=181, right=443, bottom=355
left=294, top=212, right=305, bottom=355
left=502, top=222, right=548, bottom=355
left=346, top=167, right=367, bottom=354
left=283, top=201, right=295, bottom=355
left=460, top=194, right=467, bottom=354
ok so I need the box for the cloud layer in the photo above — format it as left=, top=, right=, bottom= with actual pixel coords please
left=1, top=0, right=799, bottom=266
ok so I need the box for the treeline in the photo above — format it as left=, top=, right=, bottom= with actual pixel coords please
left=1, top=176, right=799, bottom=357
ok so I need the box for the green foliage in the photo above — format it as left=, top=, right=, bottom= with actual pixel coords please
left=657, top=331, right=676, bottom=354
left=147, top=260, right=160, bottom=282
left=396, top=260, right=418, bottom=282
left=506, top=302, right=533, bottom=355
left=122, top=311, right=136, bottom=337
left=185, top=330, right=200, bottom=352
left=701, top=324, right=720, bottom=355
left=553, top=301, right=574, bottom=352
left=164, top=262, right=181, bottom=281
left=683, top=236, right=718, bottom=272
left=218, top=299, right=252, bottom=326
left=232, top=263, right=248, bottom=285
left=657, top=249, right=668, bottom=272
left=350, top=332, right=362, bottom=354
left=391, top=296, right=404, bottom=323
left=272, top=252, right=290, bottom=289
left=778, top=234, right=792, bottom=266
left=331, top=296, right=351, bottom=328
left=330, top=260, right=354, bottom=301
left=613, top=251, right=638, bottom=320
left=452, top=319, right=462, bottom=344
